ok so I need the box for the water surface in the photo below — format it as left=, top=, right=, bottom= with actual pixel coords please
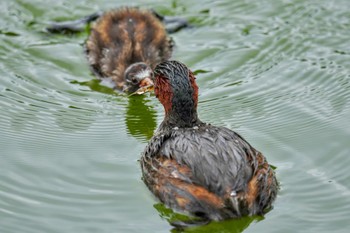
left=1, top=0, right=350, bottom=232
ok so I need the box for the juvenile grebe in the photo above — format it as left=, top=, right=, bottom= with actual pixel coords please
left=85, top=8, right=174, bottom=93
left=141, top=61, right=278, bottom=221
left=47, top=7, right=188, bottom=93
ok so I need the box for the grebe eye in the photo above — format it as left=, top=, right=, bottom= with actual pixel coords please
left=131, top=77, right=138, bottom=84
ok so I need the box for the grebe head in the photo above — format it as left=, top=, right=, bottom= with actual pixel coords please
left=154, top=60, right=200, bottom=127
left=123, top=62, right=154, bottom=93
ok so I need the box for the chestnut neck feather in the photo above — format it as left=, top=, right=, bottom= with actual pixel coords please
left=155, top=63, right=202, bottom=130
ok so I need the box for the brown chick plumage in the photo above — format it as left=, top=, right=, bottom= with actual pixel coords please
left=85, top=7, right=173, bottom=91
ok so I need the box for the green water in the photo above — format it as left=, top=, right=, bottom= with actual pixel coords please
left=1, top=0, right=350, bottom=232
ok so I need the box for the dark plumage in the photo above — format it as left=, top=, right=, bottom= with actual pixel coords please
left=85, top=7, right=174, bottom=93
left=141, top=61, right=278, bottom=221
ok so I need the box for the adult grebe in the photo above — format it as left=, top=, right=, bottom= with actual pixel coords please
left=141, top=60, right=278, bottom=221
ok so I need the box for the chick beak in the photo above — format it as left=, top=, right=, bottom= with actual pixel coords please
left=133, top=77, right=154, bottom=95
left=139, top=77, right=153, bottom=88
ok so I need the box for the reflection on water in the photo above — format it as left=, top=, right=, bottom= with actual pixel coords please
left=1, top=0, right=350, bottom=233
left=125, top=95, right=157, bottom=141
left=71, top=78, right=157, bottom=141
left=70, top=79, right=117, bottom=96
left=154, top=203, right=259, bottom=233
left=177, top=217, right=260, bottom=233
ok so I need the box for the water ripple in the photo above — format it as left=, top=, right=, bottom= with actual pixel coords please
left=1, top=1, right=350, bottom=233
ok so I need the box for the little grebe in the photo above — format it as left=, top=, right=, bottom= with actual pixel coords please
left=48, top=7, right=188, bottom=93
left=85, top=7, right=175, bottom=93
left=141, top=61, right=278, bottom=221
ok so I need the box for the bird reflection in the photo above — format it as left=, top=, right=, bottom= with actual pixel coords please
left=71, top=79, right=157, bottom=141
left=153, top=203, right=260, bottom=233
left=125, top=95, right=157, bottom=141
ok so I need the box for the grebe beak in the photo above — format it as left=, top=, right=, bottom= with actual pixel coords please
left=139, top=77, right=154, bottom=88
left=131, top=77, right=154, bottom=95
